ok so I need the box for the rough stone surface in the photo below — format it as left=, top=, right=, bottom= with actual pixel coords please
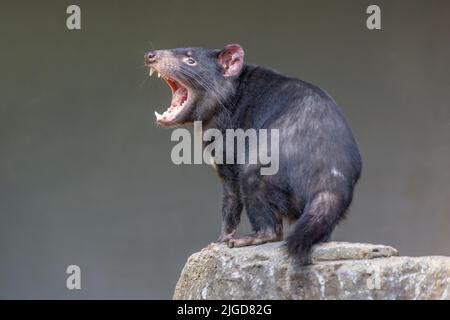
left=173, top=241, right=450, bottom=300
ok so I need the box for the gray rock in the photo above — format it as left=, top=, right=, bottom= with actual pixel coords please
left=173, top=241, right=450, bottom=300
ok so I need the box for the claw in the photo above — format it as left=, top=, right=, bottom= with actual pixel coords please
left=216, top=230, right=236, bottom=244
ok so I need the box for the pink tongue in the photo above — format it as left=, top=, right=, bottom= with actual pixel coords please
left=172, top=87, right=188, bottom=107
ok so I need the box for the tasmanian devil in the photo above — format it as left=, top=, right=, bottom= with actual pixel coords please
left=144, top=44, right=362, bottom=264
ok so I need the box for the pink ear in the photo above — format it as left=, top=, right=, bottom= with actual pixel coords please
left=218, top=44, right=245, bottom=77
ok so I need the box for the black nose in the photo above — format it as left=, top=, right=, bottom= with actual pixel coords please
left=144, top=51, right=157, bottom=64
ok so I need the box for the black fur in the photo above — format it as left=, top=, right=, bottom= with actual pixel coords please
left=145, top=45, right=362, bottom=264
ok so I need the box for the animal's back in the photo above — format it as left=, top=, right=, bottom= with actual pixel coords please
left=237, top=66, right=362, bottom=196
left=234, top=66, right=362, bottom=263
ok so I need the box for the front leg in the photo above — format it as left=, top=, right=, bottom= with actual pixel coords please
left=215, top=165, right=242, bottom=244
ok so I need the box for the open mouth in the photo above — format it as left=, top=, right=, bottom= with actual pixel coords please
left=149, top=67, right=190, bottom=124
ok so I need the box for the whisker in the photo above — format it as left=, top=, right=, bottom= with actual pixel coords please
left=134, top=76, right=149, bottom=92
left=179, top=67, right=231, bottom=108
left=179, top=68, right=233, bottom=122
left=147, top=40, right=157, bottom=51
left=182, top=73, right=233, bottom=125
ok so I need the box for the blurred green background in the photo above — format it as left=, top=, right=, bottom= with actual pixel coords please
left=0, top=0, right=449, bottom=299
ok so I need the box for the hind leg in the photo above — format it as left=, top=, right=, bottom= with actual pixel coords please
left=228, top=226, right=283, bottom=247
left=228, top=177, right=284, bottom=248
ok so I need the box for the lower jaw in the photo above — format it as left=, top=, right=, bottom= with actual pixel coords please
left=155, top=84, right=190, bottom=123
left=155, top=102, right=189, bottom=125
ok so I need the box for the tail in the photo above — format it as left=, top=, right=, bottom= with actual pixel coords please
left=285, top=191, right=349, bottom=265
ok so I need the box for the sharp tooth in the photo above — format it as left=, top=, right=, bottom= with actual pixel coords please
left=154, top=111, right=162, bottom=120
left=149, top=68, right=154, bottom=76
left=158, top=73, right=161, bottom=78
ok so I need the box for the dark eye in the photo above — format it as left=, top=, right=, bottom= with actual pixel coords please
left=185, top=57, right=196, bottom=65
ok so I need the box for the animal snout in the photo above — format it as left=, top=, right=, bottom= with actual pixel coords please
left=144, top=51, right=158, bottom=65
